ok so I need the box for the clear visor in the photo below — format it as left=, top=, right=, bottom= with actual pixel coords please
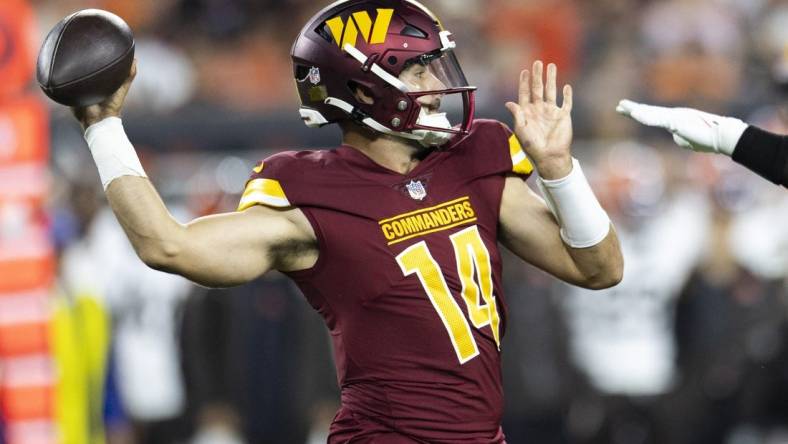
left=399, top=50, right=470, bottom=92
left=398, top=50, right=475, bottom=135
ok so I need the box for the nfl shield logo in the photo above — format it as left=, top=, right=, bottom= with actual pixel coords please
left=406, top=180, right=427, bottom=200
left=308, top=67, right=321, bottom=84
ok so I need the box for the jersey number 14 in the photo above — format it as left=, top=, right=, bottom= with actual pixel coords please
left=396, top=225, right=501, bottom=364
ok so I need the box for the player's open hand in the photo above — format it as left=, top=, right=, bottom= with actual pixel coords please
left=72, top=59, right=137, bottom=131
left=506, top=61, right=573, bottom=180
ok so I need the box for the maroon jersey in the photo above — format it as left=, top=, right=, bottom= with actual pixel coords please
left=238, top=119, right=533, bottom=443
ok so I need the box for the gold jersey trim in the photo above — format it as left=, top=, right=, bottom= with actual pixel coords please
left=237, top=178, right=291, bottom=211
left=509, top=134, right=534, bottom=176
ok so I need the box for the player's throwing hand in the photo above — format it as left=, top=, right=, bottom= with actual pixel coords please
left=72, top=59, right=137, bottom=131
left=506, top=60, right=574, bottom=180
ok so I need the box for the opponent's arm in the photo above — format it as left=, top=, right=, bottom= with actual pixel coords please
left=73, top=62, right=316, bottom=288
left=502, top=61, right=623, bottom=289
left=616, top=100, right=788, bottom=187
left=732, top=126, right=788, bottom=187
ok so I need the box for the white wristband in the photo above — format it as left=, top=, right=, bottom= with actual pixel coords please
left=84, top=117, right=147, bottom=190
left=537, top=158, right=611, bottom=248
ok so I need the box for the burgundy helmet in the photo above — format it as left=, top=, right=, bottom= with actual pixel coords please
left=291, top=0, right=476, bottom=145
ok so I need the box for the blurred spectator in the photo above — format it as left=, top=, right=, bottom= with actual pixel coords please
left=123, top=39, right=196, bottom=114
left=554, top=144, right=710, bottom=443
left=639, top=0, right=746, bottom=109
left=180, top=272, right=338, bottom=444
left=189, top=26, right=295, bottom=111
left=573, top=40, right=639, bottom=140
left=501, top=259, right=576, bottom=444
left=670, top=206, right=788, bottom=444
left=563, top=143, right=709, bottom=397
left=58, top=190, right=194, bottom=442
left=749, top=3, right=788, bottom=136
left=483, top=0, right=583, bottom=103
left=49, top=182, right=109, bottom=444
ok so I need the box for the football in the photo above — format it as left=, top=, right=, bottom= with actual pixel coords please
left=36, top=9, right=135, bottom=107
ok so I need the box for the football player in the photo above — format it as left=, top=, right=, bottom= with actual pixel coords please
left=617, top=100, right=787, bottom=188
left=72, top=1, right=623, bottom=442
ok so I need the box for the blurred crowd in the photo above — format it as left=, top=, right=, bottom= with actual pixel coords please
left=2, top=0, right=787, bottom=443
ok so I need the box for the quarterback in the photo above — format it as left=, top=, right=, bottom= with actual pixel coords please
left=72, top=1, right=623, bottom=442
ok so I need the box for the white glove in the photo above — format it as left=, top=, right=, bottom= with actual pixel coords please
left=616, top=99, right=748, bottom=156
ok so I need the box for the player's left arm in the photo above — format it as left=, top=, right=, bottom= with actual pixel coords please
left=499, top=175, right=622, bottom=289
left=501, top=60, right=623, bottom=289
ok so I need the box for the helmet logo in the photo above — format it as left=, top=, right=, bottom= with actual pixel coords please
left=325, top=9, right=394, bottom=49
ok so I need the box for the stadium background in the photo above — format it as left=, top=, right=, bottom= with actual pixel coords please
left=0, top=0, right=786, bottom=443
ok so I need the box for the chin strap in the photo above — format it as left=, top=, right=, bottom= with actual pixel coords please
left=323, top=97, right=423, bottom=141
left=412, top=108, right=454, bottom=147
left=323, top=97, right=454, bottom=146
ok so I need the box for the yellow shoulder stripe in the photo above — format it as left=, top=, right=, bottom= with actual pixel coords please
left=508, top=134, right=534, bottom=176
left=237, top=178, right=291, bottom=211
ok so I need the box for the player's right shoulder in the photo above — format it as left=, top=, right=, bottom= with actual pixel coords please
left=253, top=149, right=328, bottom=176
left=238, top=149, right=334, bottom=211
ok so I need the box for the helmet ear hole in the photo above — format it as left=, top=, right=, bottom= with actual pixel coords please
left=348, top=81, right=375, bottom=105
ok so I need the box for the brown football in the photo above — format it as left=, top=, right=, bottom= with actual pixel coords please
left=36, top=9, right=134, bottom=107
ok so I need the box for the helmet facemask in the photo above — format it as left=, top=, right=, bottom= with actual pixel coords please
left=340, top=31, right=476, bottom=147
left=398, top=49, right=475, bottom=146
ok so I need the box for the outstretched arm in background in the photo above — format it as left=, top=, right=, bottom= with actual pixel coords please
left=500, top=61, right=624, bottom=290
left=617, top=100, right=788, bottom=188
left=72, top=61, right=318, bottom=288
